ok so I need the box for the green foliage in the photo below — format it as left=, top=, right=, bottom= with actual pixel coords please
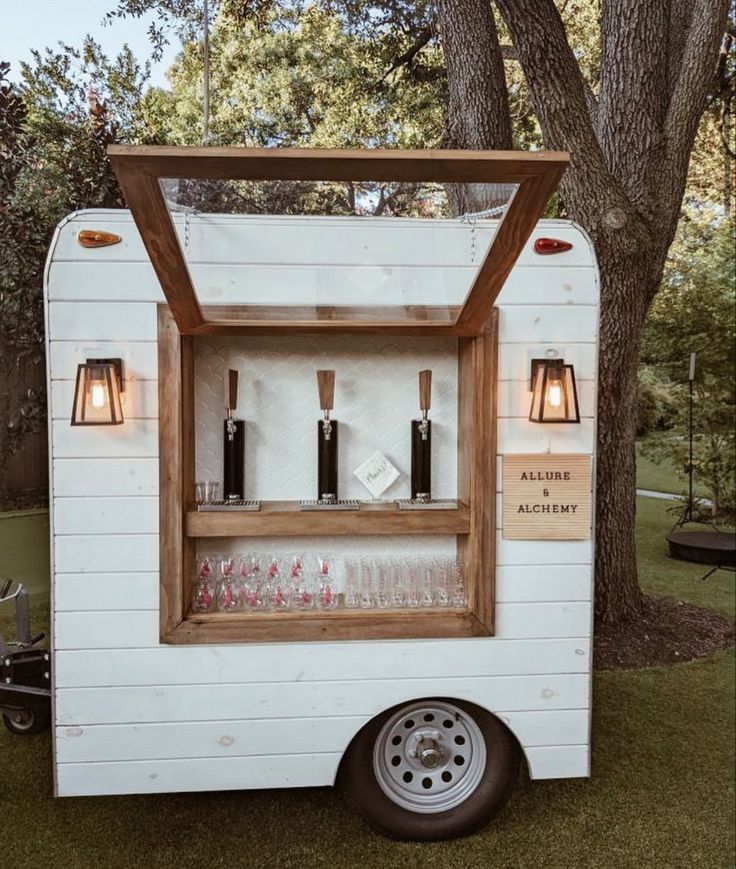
left=640, top=211, right=736, bottom=517
left=0, top=46, right=148, bottom=499
left=636, top=372, right=680, bottom=437
left=138, top=4, right=447, bottom=214
left=141, top=5, right=444, bottom=149
left=642, top=212, right=736, bottom=388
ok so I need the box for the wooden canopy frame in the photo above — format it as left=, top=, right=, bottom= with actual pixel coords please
left=107, top=146, right=568, bottom=645
left=108, top=146, right=568, bottom=337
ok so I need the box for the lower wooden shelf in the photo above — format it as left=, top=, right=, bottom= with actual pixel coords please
left=166, top=607, right=490, bottom=644
left=185, top=500, right=470, bottom=537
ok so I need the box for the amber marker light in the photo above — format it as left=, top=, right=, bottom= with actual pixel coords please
left=77, top=229, right=122, bottom=248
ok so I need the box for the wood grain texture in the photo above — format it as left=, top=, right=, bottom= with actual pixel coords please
left=158, top=306, right=185, bottom=639
left=56, top=673, right=589, bottom=724
left=457, top=309, right=498, bottom=635
left=185, top=501, right=470, bottom=537
left=456, top=170, right=567, bottom=333
left=168, top=609, right=489, bottom=644
left=108, top=147, right=567, bottom=337
left=194, top=320, right=460, bottom=337
left=418, top=369, right=432, bottom=411
left=316, top=370, right=335, bottom=410
left=54, top=637, right=590, bottom=687
left=227, top=369, right=238, bottom=410
left=54, top=708, right=588, bottom=763
left=502, top=454, right=592, bottom=539
left=200, top=305, right=459, bottom=323
left=108, top=145, right=568, bottom=182
left=116, top=171, right=204, bottom=333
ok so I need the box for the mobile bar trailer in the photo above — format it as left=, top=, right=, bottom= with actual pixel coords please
left=43, top=147, right=598, bottom=840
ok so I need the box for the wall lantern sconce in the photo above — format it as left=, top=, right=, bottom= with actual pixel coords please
left=71, top=359, right=124, bottom=426
left=529, top=358, right=580, bottom=424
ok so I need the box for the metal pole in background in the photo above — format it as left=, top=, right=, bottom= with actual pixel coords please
left=687, top=351, right=697, bottom=522
left=203, top=0, right=210, bottom=143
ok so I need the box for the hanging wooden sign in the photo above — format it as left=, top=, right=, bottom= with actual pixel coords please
left=502, top=454, right=592, bottom=540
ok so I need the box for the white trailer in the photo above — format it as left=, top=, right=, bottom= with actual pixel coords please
left=44, top=146, right=598, bottom=841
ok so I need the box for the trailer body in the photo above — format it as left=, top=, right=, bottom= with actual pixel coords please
left=45, top=210, right=598, bottom=797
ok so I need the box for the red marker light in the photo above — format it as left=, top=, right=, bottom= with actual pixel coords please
left=534, top=237, right=573, bottom=255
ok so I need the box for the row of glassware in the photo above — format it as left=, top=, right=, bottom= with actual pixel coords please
left=192, top=553, right=466, bottom=613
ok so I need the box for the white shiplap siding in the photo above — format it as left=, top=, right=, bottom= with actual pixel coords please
left=46, top=210, right=597, bottom=797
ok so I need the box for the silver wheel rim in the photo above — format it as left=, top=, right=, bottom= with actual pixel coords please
left=372, top=700, right=487, bottom=814
left=7, top=710, right=35, bottom=731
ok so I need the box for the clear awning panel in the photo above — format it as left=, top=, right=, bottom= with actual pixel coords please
left=108, top=146, right=568, bottom=334
left=161, top=178, right=518, bottom=322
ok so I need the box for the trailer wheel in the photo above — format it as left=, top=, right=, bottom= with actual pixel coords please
left=339, top=699, right=520, bottom=841
left=2, top=708, right=51, bottom=735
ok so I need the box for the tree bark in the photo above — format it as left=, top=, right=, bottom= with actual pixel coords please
left=436, top=0, right=730, bottom=623
left=435, top=0, right=513, bottom=214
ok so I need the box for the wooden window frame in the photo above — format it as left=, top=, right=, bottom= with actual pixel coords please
left=129, top=145, right=568, bottom=645
left=110, top=146, right=567, bottom=337
left=158, top=305, right=498, bottom=644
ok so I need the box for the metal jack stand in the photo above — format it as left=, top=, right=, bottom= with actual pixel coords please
left=665, top=352, right=736, bottom=578
left=0, top=578, right=51, bottom=735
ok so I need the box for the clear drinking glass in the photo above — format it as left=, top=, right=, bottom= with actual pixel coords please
left=216, top=556, right=238, bottom=611
left=389, top=558, right=407, bottom=608
left=194, top=481, right=208, bottom=503
left=192, top=554, right=215, bottom=612
left=237, top=556, right=260, bottom=610
left=316, top=555, right=338, bottom=610
left=405, top=562, right=420, bottom=608
left=432, top=556, right=452, bottom=607
left=418, top=560, right=435, bottom=607
left=204, top=481, right=220, bottom=501
left=344, top=560, right=361, bottom=610
left=374, top=559, right=391, bottom=609
left=290, top=555, right=315, bottom=610
left=358, top=557, right=375, bottom=609
left=267, top=555, right=290, bottom=610
left=450, top=558, right=466, bottom=607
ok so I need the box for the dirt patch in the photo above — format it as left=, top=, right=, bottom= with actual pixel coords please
left=595, top=594, right=735, bottom=671
left=0, top=489, right=48, bottom=512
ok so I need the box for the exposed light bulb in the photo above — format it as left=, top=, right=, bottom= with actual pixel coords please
left=91, top=382, right=107, bottom=410
left=547, top=381, right=562, bottom=408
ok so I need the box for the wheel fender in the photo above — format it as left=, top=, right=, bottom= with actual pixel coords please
left=332, top=694, right=527, bottom=785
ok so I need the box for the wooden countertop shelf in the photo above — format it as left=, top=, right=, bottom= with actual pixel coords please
left=172, top=607, right=489, bottom=643
left=185, top=500, right=471, bottom=537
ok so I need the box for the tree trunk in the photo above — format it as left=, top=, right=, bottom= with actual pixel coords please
left=435, top=0, right=513, bottom=214
left=592, top=240, right=661, bottom=621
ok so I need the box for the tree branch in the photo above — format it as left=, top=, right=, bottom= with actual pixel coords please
left=598, top=0, right=669, bottom=209
left=494, top=0, right=635, bottom=233
left=379, top=24, right=434, bottom=82
left=436, top=0, right=514, bottom=215
left=664, top=0, right=730, bottom=189
left=436, top=0, right=513, bottom=150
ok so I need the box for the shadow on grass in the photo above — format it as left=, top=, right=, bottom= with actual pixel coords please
left=0, top=499, right=734, bottom=868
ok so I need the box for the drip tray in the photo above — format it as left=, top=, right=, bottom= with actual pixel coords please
left=197, top=499, right=262, bottom=512
left=396, top=498, right=459, bottom=510
left=300, top=499, right=360, bottom=511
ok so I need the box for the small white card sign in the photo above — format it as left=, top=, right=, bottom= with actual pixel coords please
left=353, top=451, right=400, bottom=499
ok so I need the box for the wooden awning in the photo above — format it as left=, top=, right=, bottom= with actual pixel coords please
left=108, top=146, right=568, bottom=336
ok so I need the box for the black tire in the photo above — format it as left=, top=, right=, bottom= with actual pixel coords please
left=338, top=698, right=520, bottom=841
left=2, top=707, right=51, bottom=735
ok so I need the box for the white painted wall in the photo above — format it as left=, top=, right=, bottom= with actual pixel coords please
left=46, top=210, right=598, bottom=798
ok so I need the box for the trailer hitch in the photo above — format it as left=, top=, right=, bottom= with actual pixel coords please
left=0, top=578, right=51, bottom=735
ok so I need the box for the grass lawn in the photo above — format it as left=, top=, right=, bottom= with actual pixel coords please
left=636, top=440, right=709, bottom=498
left=1, top=499, right=734, bottom=869
left=0, top=509, right=50, bottom=596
